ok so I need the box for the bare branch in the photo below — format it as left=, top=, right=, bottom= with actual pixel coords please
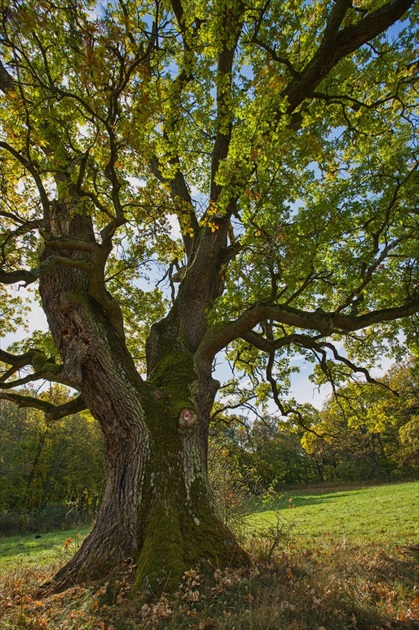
left=0, top=391, right=86, bottom=421
left=45, top=239, right=98, bottom=254
left=318, top=341, right=397, bottom=394
left=41, top=255, right=92, bottom=272
left=0, top=348, right=68, bottom=388
left=0, top=348, right=46, bottom=371
left=264, top=349, right=333, bottom=438
left=198, top=297, right=419, bottom=362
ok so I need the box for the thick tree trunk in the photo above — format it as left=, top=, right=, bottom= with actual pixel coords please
left=50, top=351, right=247, bottom=593
left=39, top=233, right=248, bottom=593
left=133, top=340, right=248, bottom=593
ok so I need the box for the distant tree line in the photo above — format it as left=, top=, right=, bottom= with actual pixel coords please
left=0, top=386, right=104, bottom=534
left=211, top=360, right=419, bottom=490
left=300, top=361, right=419, bottom=483
left=1, top=361, right=417, bottom=534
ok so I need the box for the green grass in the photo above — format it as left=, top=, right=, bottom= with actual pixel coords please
left=0, top=526, right=90, bottom=575
left=1, top=483, right=416, bottom=576
left=248, top=481, right=419, bottom=547
left=0, top=482, right=418, bottom=629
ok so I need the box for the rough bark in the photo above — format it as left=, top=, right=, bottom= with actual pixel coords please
left=38, top=217, right=247, bottom=593
left=47, top=340, right=247, bottom=593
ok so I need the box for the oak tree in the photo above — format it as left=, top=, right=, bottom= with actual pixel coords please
left=0, top=0, right=418, bottom=592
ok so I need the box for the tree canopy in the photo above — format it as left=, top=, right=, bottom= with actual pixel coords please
left=1, top=0, right=418, bottom=412
left=0, top=0, right=418, bottom=592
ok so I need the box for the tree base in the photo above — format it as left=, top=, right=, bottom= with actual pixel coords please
left=41, top=508, right=249, bottom=596
left=134, top=510, right=250, bottom=595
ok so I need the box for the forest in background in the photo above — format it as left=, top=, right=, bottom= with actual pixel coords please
left=1, top=358, right=417, bottom=536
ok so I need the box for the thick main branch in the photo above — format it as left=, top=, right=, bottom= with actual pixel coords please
left=198, top=299, right=419, bottom=362
left=284, top=0, right=415, bottom=112
left=0, top=391, right=86, bottom=420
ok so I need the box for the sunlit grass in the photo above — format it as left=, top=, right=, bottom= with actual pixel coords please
left=0, top=526, right=90, bottom=575
left=0, top=483, right=418, bottom=628
left=248, top=481, right=419, bottom=548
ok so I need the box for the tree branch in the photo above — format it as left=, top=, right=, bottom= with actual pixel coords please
left=210, top=7, right=243, bottom=202
left=0, top=268, right=39, bottom=286
left=0, top=141, right=50, bottom=212
left=0, top=348, right=47, bottom=371
left=0, top=57, right=13, bottom=93
left=170, top=0, right=187, bottom=40
left=0, top=348, right=68, bottom=387
left=317, top=341, right=396, bottom=393
left=40, top=234, right=125, bottom=338
left=335, top=300, right=419, bottom=332
left=198, top=297, right=419, bottom=361
left=41, top=255, right=92, bottom=272
left=284, top=0, right=415, bottom=113
left=0, top=391, right=86, bottom=421
left=45, top=239, right=98, bottom=254
left=150, top=155, right=198, bottom=260
left=249, top=36, right=300, bottom=78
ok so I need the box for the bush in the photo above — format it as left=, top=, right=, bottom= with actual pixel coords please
left=208, top=445, right=251, bottom=535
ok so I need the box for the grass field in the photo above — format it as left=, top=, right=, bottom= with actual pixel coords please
left=0, top=481, right=418, bottom=629
left=0, top=527, right=90, bottom=576
left=248, top=482, right=419, bottom=547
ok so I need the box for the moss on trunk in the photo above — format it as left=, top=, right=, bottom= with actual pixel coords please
left=133, top=378, right=249, bottom=595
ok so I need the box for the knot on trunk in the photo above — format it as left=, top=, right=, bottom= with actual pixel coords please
left=179, top=407, right=197, bottom=430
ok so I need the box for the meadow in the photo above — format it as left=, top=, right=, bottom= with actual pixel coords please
left=248, top=482, right=419, bottom=547
left=0, top=482, right=418, bottom=629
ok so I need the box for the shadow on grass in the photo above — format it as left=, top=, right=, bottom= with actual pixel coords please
left=250, top=489, right=359, bottom=514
